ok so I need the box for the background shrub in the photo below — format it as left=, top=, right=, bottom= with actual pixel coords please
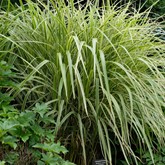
left=2, top=0, right=165, bottom=18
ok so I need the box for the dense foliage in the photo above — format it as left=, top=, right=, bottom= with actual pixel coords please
left=143, top=0, right=165, bottom=17
left=1, top=0, right=165, bottom=17
left=0, top=61, right=74, bottom=164
left=1, top=0, right=165, bottom=164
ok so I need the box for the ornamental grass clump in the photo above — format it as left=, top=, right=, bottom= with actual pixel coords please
left=1, top=0, right=165, bottom=164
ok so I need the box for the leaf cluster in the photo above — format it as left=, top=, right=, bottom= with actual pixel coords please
left=0, top=101, right=74, bottom=165
left=0, top=61, right=74, bottom=165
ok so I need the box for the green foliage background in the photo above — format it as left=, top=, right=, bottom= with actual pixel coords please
left=110, top=0, right=165, bottom=17
left=1, top=0, right=165, bottom=17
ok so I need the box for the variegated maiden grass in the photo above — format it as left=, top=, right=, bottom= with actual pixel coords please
left=1, top=0, right=165, bottom=164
